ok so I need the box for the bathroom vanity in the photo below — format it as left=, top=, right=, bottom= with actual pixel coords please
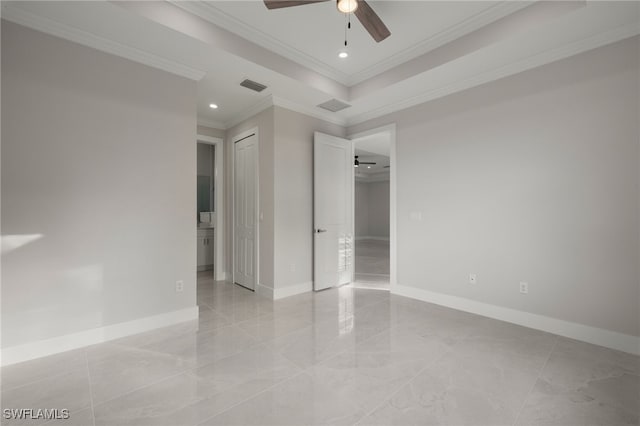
left=197, top=226, right=215, bottom=272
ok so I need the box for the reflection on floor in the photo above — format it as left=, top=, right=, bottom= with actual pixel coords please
left=1, top=274, right=638, bottom=426
left=353, top=239, right=390, bottom=290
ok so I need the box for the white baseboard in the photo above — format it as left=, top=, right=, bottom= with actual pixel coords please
left=355, top=236, right=390, bottom=241
left=216, top=271, right=229, bottom=281
left=392, top=283, right=640, bottom=356
left=0, top=306, right=199, bottom=367
left=256, top=283, right=274, bottom=299
left=256, top=282, right=312, bottom=300
left=274, top=282, right=313, bottom=300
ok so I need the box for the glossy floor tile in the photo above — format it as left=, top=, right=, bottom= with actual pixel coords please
left=355, top=240, right=390, bottom=275
left=1, top=369, right=92, bottom=426
left=201, top=373, right=367, bottom=426
left=1, top=274, right=638, bottom=426
left=92, top=345, right=300, bottom=426
left=516, top=339, right=640, bottom=426
left=353, top=239, right=389, bottom=289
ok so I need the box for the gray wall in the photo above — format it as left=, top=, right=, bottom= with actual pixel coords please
left=273, top=106, right=346, bottom=289
left=356, top=181, right=390, bottom=239
left=355, top=182, right=370, bottom=238
left=368, top=181, right=390, bottom=238
left=197, top=143, right=213, bottom=177
left=349, top=36, right=640, bottom=337
left=1, top=22, right=197, bottom=348
left=197, top=125, right=225, bottom=139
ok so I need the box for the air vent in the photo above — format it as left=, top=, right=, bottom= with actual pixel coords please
left=317, top=98, right=351, bottom=112
left=240, top=79, right=268, bottom=93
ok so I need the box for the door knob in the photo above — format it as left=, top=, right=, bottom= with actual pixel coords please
left=316, top=229, right=327, bottom=233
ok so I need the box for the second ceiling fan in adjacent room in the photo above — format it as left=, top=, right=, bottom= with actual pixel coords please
left=354, top=156, right=376, bottom=168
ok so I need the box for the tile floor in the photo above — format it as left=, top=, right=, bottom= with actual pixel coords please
left=2, top=275, right=638, bottom=426
left=353, top=239, right=390, bottom=290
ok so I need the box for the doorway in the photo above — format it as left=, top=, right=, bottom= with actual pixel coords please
left=196, top=135, right=224, bottom=282
left=351, top=131, right=391, bottom=290
left=312, top=125, right=396, bottom=293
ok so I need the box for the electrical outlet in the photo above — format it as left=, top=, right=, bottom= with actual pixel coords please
left=175, top=280, right=184, bottom=292
left=519, top=282, right=529, bottom=294
left=409, top=211, right=423, bottom=221
left=469, top=273, right=477, bottom=284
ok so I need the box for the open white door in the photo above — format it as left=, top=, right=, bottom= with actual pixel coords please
left=313, top=132, right=353, bottom=291
left=234, top=132, right=257, bottom=290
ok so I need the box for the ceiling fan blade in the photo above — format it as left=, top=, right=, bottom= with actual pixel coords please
left=354, top=0, right=391, bottom=43
left=264, top=0, right=329, bottom=10
left=360, top=162, right=376, bottom=165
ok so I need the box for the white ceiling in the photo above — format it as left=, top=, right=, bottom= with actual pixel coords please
left=187, top=1, right=512, bottom=81
left=3, top=1, right=639, bottom=129
left=353, top=132, right=390, bottom=157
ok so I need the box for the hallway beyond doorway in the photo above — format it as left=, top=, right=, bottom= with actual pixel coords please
left=352, top=239, right=390, bottom=290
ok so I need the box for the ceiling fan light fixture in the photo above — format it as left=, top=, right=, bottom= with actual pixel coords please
left=337, top=0, right=358, bottom=14
left=354, top=156, right=360, bottom=167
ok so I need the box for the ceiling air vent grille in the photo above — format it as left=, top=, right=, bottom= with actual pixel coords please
left=317, top=99, right=351, bottom=112
left=240, top=79, right=268, bottom=93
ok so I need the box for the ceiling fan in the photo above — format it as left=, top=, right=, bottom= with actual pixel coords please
left=263, top=0, right=391, bottom=43
left=354, top=155, right=376, bottom=167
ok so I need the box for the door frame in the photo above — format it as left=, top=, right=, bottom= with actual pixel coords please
left=196, top=134, right=225, bottom=281
left=348, top=124, right=397, bottom=287
left=231, top=127, right=260, bottom=290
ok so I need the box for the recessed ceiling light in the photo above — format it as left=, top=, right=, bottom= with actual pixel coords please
left=209, top=103, right=218, bottom=109
left=367, top=166, right=371, bottom=169
left=338, top=51, right=348, bottom=59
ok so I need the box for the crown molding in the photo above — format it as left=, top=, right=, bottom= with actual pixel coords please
left=346, top=23, right=640, bottom=127
left=1, top=3, right=206, bottom=81
left=224, top=95, right=349, bottom=130
left=197, top=117, right=226, bottom=130
left=169, top=1, right=532, bottom=87
left=348, top=1, right=534, bottom=85
left=168, top=0, right=350, bottom=85
left=271, top=96, right=348, bottom=127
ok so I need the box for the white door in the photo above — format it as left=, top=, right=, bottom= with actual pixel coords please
left=234, top=133, right=257, bottom=290
left=313, top=132, right=354, bottom=291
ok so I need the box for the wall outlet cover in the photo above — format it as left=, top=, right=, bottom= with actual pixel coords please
left=409, top=211, right=423, bottom=221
